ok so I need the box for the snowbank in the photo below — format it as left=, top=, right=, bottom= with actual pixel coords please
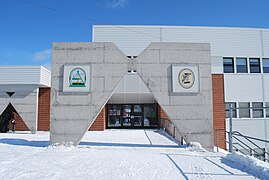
left=224, top=152, right=269, bottom=180
left=186, top=142, right=207, bottom=152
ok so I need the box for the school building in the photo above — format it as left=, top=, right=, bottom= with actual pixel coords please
left=1, top=25, right=269, bottom=151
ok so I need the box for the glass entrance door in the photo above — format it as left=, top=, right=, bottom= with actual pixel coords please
left=107, top=104, right=157, bottom=128
left=122, top=105, right=131, bottom=127
left=122, top=105, right=143, bottom=128
left=133, top=105, right=143, bottom=127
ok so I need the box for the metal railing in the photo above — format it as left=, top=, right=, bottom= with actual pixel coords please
left=216, top=129, right=269, bottom=162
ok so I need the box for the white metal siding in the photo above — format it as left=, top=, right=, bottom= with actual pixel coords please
left=162, top=27, right=262, bottom=57
left=211, top=56, right=223, bottom=74
left=40, top=66, right=51, bottom=87
left=0, top=66, right=51, bottom=87
left=224, top=74, right=264, bottom=102
left=263, top=31, right=269, bottom=57
left=93, top=26, right=160, bottom=56
left=93, top=25, right=269, bottom=57
left=226, top=119, right=268, bottom=148
left=264, top=74, right=269, bottom=102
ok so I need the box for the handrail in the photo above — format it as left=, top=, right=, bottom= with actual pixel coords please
left=232, top=136, right=269, bottom=161
left=233, top=142, right=251, bottom=153
left=215, top=129, right=269, bottom=162
left=232, top=131, right=269, bottom=161
left=233, top=131, right=269, bottom=143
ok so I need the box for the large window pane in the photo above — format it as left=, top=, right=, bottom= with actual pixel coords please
left=236, top=58, right=248, bottom=73
left=223, top=57, right=234, bottom=73
left=133, top=105, right=143, bottom=127
left=249, top=58, right=261, bottom=73
left=263, top=59, right=269, bottom=73
left=122, top=105, right=131, bottom=126
left=238, top=102, right=250, bottom=118
left=107, top=105, right=122, bottom=127
left=144, top=105, right=157, bottom=127
left=225, top=102, right=237, bottom=118
left=252, top=102, right=263, bottom=118
left=265, top=102, right=269, bottom=117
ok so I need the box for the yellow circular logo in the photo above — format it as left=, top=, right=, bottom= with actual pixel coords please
left=178, top=68, right=195, bottom=89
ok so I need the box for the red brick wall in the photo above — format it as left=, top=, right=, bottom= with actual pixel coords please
left=158, top=105, right=169, bottom=120
left=38, top=88, right=51, bottom=131
left=158, top=105, right=169, bottom=127
left=89, top=106, right=106, bottom=131
left=212, top=74, right=226, bottom=149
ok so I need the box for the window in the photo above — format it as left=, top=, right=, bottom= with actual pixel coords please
left=238, top=102, right=250, bottom=118
left=252, top=102, right=263, bottom=118
left=263, top=59, right=269, bottom=73
left=225, top=102, right=237, bottom=118
left=265, top=102, right=269, bottom=117
left=223, top=57, right=234, bottom=73
left=236, top=58, right=248, bottom=73
left=249, top=58, right=261, bottom=73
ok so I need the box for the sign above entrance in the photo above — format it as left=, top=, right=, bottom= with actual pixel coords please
left=172, top=65, right=200, bottom=93
left=63, top=65, right=91, bottom=92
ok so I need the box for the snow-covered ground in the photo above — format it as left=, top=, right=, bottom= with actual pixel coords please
left=0, top=129, right=268, bottom=179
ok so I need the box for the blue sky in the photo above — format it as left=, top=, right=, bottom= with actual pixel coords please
left=1, top=0, right=269, bottom=69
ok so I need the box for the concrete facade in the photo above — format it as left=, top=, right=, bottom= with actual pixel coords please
left=0, top=85, right=39, bottom=132
left=51, top=42, right=213, bottom=150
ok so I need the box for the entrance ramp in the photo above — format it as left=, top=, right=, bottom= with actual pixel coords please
left=80, top=129, right=179, bottom=148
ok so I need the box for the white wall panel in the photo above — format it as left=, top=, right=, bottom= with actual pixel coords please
left=211, top=56, right=223, bottom=74
left=224, top=74, right=263, bottom=102
left=0, top=66, right=40, bottom=85
left=93, top=26, right=160, bottom=56
left=263, top=74, right=269, bottom=102
left=226, top=118, right=268, bottom=148
left=162, top=27, right=262, bottom=57
left=0, top=66, right=51, bottom=87
left=93, top=25, right=269, bottom=57
left=40, top=66, right=51, bottom=87
left=263, top=31, right=269, bottom=57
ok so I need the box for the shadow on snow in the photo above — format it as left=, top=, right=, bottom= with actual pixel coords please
left=0, top=138, right=49, bottom=147
left=79, top=141, right=182, bottom=148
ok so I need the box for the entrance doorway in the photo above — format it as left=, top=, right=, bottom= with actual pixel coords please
left=107, top=104, right=158, bottom=128
left=0, top=109, right=11, bottom=133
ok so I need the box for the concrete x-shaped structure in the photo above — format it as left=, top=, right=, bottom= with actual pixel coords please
left=50, top=42, right=213, bottom=150
left=0, top=85, right=39, bottom=132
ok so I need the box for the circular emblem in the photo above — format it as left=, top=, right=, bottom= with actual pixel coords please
left=69, top=68, right=86, bottom=87
left=178, top=68, right=195, bottom=89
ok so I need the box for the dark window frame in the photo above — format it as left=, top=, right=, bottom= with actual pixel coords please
left=252, top=102, right=264, bottom=118
left=225, top=102, right=237, bottom=118
left=223, top=57, right=235, bottom=73
left=236, top=58, right=248, bottom=73
left=249, top=58, right=261, bottom=73
left=263, top=58, right=269, bottom=73
left=265, top=102, right=269, bottom=118
left=238, top=102, right=250, bottom=118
